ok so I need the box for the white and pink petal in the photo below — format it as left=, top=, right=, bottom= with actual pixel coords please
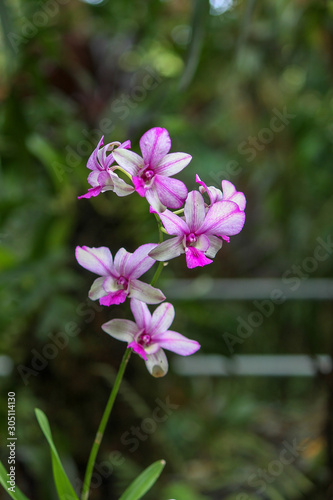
left=129, top=279, right=165, bottom=304
left=199, top=200, right=245, bottom=236
left=221, top=180, right=246, bottom=210
left=148, top=236, right=184, bottom=262
left=150, top=302, right=175, bottom=336
left=112, top=149, right=143, bottom=176
left=139, top=127, right=171, bottom=168
left=154, top=176, right=188, bottom=210
left=124, top=243, right=157, bottom=279
left=145, top=348, right=169, bottom=377
left=110, top=174, right=135, bottom=197
left=153, top=330, right=201, bottom=356
left=130, top=299, right=152, bottom=331
left=102, top=319, right=138, bottom=343
left=88, top=277, right=106, bottom=300
left=157, top=210, right=189, bottom=236
left=114, top=248, right=131, bottom=277
left=75, top=246, right=113, bottom=276
left=154, top=152, right=192, bottom=176
left=87, top=136, right=104, bottom=171
left=184, top=191, right=206, bottom=232
left=145, top=185, right=166, bottom=213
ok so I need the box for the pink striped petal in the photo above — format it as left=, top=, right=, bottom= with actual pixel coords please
left=75, top=246, right=113, bottom=276
left=154, top=152, right=192, bottom=176
left=130, top=299, right=151, bottom=331
left=150, top=302, right=175, bottom=335
left=145, top=349, right=169, bottom=377
left=87, top=170, right=100, bottom=187
left=139, top=128, right=171, bottom=168
left=112, top=149, right=143, bottom=176
left=148, top=236, right=184, bottom=262
left=154, top=176, right=188, bottom=210
left=104, top=139, right=131, bottom=169
left=153, top=330, right=201, bottom=356
left=102, top=319, right=138, bottom=342
left=184, top=191, right=206, bottom=232
left=98, top=145, right=114, bottom=169
left=199, top=201, right=245, bottom=236
left=129, top=279, right=165, bottom=304
left=185, top=247, right=213, bottom=268
left=87, top=136, right=104, bottom=170
left=145, top=185, right=166, bottom=213
left=222, top=180, right=246, bottom=210
left=207, top=186, right=222, bottom=204
left=195, top=175, right=222, bottom=205
left=157, top=210, right=189, bottom=236
left=124, top=243, right=157, bottom=279
left=114, top=248, right=130, bottom=276
left=111, top=175, right=135, bottom=197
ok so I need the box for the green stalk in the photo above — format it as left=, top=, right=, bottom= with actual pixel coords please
left=150, top=261, right=165, bottom=287
left=81, top=348, right=132, bottom=500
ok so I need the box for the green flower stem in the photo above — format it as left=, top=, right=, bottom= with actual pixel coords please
left=150, top=261, right=165, bottom=287
left=81, top=348, right=132, bottom=500
left=154, top=213, right=164, bottom=244
left=114, top=166, right=133, bottom=181
left=172, top=208, right=184, bottom=215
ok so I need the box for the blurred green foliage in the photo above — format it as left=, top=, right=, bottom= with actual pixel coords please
left=0, top=0, right=333, bottom=498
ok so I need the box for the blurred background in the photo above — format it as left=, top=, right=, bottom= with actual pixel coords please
left=0, top=0, right=333, bottom=498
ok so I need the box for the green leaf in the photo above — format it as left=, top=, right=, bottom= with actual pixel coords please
left=119, top=459, right=166, bottom=500
left=35, top=409, right=79, bottom=500
left=0, top=461, right=30, bottom=500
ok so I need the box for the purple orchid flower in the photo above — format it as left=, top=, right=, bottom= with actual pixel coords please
left=112, top=127, right=191, bottom=212
left=196, top=175, right=246, bottom=242
left=102, top=298, right=200, bottom=377
left=78, top=136, right=135, bottom=199
left=149, top=190, right=246, bottom=269
left=196, top=175, right=246, bottom=210
left=75, top=244, right=165, bottom=306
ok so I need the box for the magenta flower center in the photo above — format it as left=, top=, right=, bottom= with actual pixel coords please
left=186, top=232, right=197, bottom=246
left=138, top=332, right=152, bottom=346
left=142, top=168, right=155, bottom=183
left=117, top=276, right=128, bottom=288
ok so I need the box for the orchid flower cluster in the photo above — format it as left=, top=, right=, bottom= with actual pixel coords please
left=0, top=128, right=246, bottom=500
left=76, top=127, right=246, bottom=378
